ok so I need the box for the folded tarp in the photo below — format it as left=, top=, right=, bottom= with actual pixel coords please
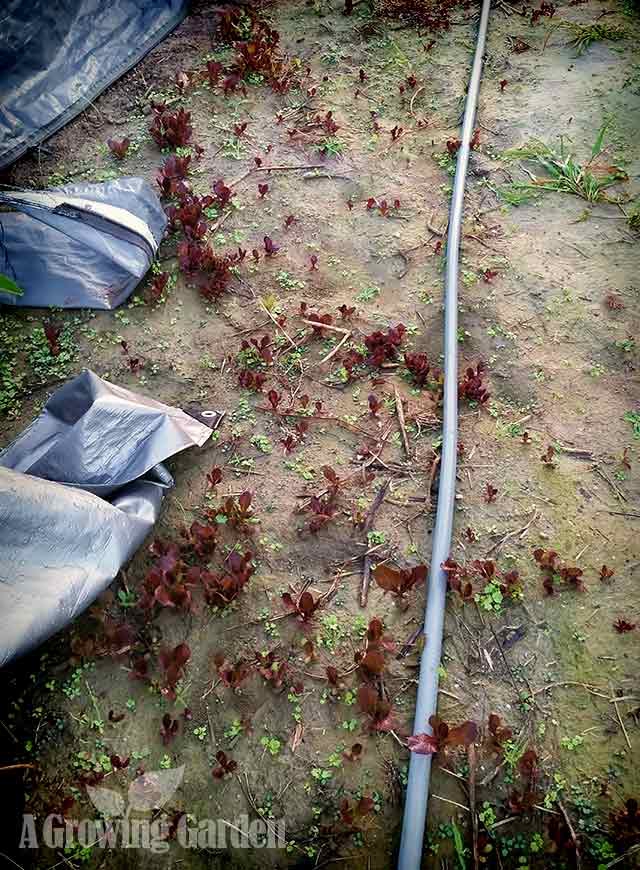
left=0, top=177, right=167, bottom=308
left=0, top=370, right=212, bottom=667
left=0, top=0, right=188, bottom=169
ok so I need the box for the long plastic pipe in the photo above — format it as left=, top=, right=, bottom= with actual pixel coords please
left=397, top=2, right=492, bottom=867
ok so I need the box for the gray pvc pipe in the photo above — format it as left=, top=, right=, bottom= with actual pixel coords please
left=397, top=2, right=492, bottom=868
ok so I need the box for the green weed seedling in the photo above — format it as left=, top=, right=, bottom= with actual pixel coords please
left=623, top=410, right=640, bottom=438
left=260, top=734, right=282, bottom=756
left=551, top=19, right=626, bottom=55
left=501, top=121, right=627, bottom=204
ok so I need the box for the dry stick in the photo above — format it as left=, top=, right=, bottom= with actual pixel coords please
left=409, top=85, right=425, bottom=118
left=229, top=317, right=271, bottom=336
left=222, top=612, right=290, bottom=633
left=318, top=329, right=351, bottom=365
left=0, top=850, right=26, bottom=870
left=432, top=794, right=470, bottom=813
left=610, top=682, right=632, bottom=749
left=229, top=163, right=326, bottom=188
left=300, top=318, right=350, bottom=336
left=210, top=208, right=234, bottom=235
left=237, top=772, right=289, bottom=850
left=532, top=680, right=604, bottom=697
left=593, top=464, right=628, bottom=502
left=360, top=558, right=373, bottom=609
left=558, top=799, right=582, bottom=870
left=427, top=211, right=446, bottom=236
left=259, top=300, right=297, bottom=348
left=485, top=509, right=538, bottom=556
left=398, top=624, right=424, bottom=658
left=271, top=408, right=372, bottom=438
left=557, top=445, right=593, bottom=459
left=359, top=479, right=391, bottom=607
left=488, top=621, right=532, bottom=706
left=605, top=844, right=640, bottom=869
left=426, top=454, right=441, bottom=511
left=0, top=763, right=35, bottom=773
left=468, top=744, right=479, bottom=870
left=394, top=385, right=411, bottom=457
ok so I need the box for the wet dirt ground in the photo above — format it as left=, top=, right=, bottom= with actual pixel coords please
left=1, top=1, right=639, bottom=868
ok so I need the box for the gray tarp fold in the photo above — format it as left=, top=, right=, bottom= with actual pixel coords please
left=0, top=177, right=168, bottom=309
left=0, top=0, right=188, bottom=169
left=0, top=370, right=212, bottom=667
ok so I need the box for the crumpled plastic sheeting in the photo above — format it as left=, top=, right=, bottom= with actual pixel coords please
left=0, top=177, right=167, bottom=309
left=0, top=0, right=187, bottom=169
left=0, top=370, right=211, bottom=667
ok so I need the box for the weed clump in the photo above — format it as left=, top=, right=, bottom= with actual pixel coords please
left=551, top=19, right=626, bottom=55
left=500, top=122, right=628, bottom=204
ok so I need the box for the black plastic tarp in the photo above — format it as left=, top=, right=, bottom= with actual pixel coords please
left=0, top=0, right=188, bottom=170
left=0, top=177, right=167, bottom=308
left=0, top=370, right=212, bottom=666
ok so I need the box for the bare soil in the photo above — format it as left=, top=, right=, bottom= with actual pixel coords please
left=1, top=1, right=639, bottom=868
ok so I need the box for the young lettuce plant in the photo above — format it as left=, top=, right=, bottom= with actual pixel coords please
left=357, top=685, right=395, bottom=732
left=372, top=563, right=427, bottom=607
left=158, top=643, right=191, bottom=701
left=212, top=750, right=238, bottom=779
left=201, top=551, right=255, bottom=609
left=149, top=103, right=193, bottom=149
left=355, top=618, right=395, bottom=681
left=281, top=589, right=323, bottom=624
left=406, top=715, right=478, bottom=755
left=532, top=547, right=585, bottom=594
left=213, top=653, right=253, bottom=689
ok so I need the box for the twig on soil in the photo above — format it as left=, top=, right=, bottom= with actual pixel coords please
left=488, top=622, right=526, bottom=701
left=558, top=799, right=582, bottom=870
left=238, top=772, right=289, bottom=847
left=610, top=683, right=632, bottom=750
left=479, top=758, right=506, bottom=788
left=318, top=329, right=351, bottom=365
left=359, top=557, right=372, bottom=609
left=427, top=212, right=446, bottom=236
left=301, top=318, right=350, bottom=336
left=468, top=743, right=479, bottom=870
left=0, top=851, right=26, bottom=870
left=393, top=386, right=411, bottom=458
left=302, top=171, right=352, bottom=182
left=409, top=86, right=425, bottom=118
left=260, top=299, right=297, bottom=348
left=229, top=163, right=326, bottom=188
left=398, top=624, right=424, bottom=658
left=362, top=479, right=390, bottom=536
left=593, top=464, right=627, bottom=502
left=359, top=479, right=391, bottom=607
left=604, top=844, right=640, bottom=868
left=557, top=445, right=593, bottom=459
left=0, top=720, right=18, bottom=743
left=532, top=680, right=603, bottom=697
left=202, top=678, right=221, bottom=701
left=485, top=510, right=538, bottom=556
left=426, top=454, right=440, bottom=512
left=0, top=763, right=35, bottom=773
left=362, top=423, right=395, bottom=470
left=432, top=794, right=470, bottom=813
left=395, top=250, right=410, bottom=279
left=385, top=729, right=404, bottom=750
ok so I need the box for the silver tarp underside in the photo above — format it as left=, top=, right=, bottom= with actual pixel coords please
left=0, top=370, right=211, bottom=666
